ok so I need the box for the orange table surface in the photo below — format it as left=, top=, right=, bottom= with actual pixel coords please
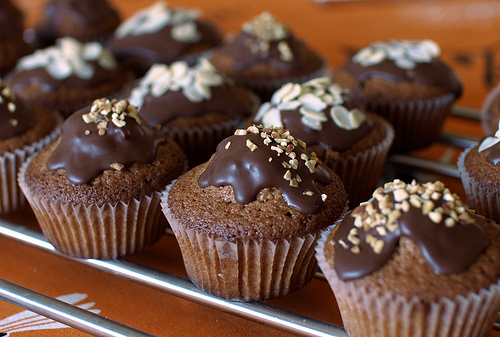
left=1, top=0, right=500, bottom=336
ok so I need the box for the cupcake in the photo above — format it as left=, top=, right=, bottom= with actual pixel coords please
left=128, top=58, right=257, bottom=167
left=332, top=39, right=462, bottom=153
left=7, top=37, right=131, bottom=118
left=316, top=179, right=500, bottom=337
left=109, top=1, right=222, bottom=77
left=19, top=98, right=186, bottom=259
left=161, top=124, right=347, bottom=301
left=32, top=0, right=121, bottom=47
left=458, top=125, right=500, bottom=224
left=0, top=80, right=60, bottom=213
left=209, top=12, right=326, bottom=101
left=481, top=82, right=500, bottom=136
left=253, top=77, right=394, bottom=206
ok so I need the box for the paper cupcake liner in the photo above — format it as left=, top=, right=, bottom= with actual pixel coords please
left=350, top=93, right=455, bottom=153
left=161, top=184, right=320, bottom=301
left=457, top=146, right=500, bottom=223
left=18, top=158, right=165, bottom=259
left=316, top=226, right=500, bottom=337
left=0, top=124, right=61, bottom=214
left=165, top=119, right=243, bottom=168
left=326, top=118, right=395, bottom=207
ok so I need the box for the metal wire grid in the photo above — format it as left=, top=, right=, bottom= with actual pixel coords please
left=0, top=107, right=492, bottom=337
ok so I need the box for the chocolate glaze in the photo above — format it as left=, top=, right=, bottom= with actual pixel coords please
left=198, top=126, right=332, bottom=214
left=342, top=58, right=462, bottom=98
left=7, top=61, right=122, bottom=94
left=219, top=32, right=310, bottom=71
left=279, top=108, right=372, bottom=151
left=0, top=85, right=34, bottom=140
left=485, top=142, right=500, bottom=165
left=110, top=21, right=222, bottom=67
left=333, top=182, right=489, bottom=281
left=139, top=86, right=253, bottom=127
left=47, top=100, right=166, bottom=185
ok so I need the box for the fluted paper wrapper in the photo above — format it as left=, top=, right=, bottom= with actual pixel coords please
left=161, top=186, right=320, bottom=301
left=316, top=226, right=500, bottom=337
left=351, top=93, right=455, bottom=153
left=457, top=146, right=500, bottom=223
left=0, top=125, right=61, bottom=214
left=326, top=119, right=394, bottom=207
left=18, top=159, right=165, bottom=259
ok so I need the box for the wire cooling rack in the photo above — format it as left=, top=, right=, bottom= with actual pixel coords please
left=0, top=107, right=495, bottom=337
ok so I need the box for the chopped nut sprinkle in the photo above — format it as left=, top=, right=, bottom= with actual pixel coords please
left=225, top=141, right=231, bottom=149
left=246, top=139, right=258, bottom=151
left=110, top=162, right=124, bottom=170
left=81, top=99, right=142, bottom=136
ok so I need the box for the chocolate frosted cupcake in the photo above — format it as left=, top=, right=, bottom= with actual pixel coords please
left=19, top=98, right=186, bottom=259
left=332, top=40, right=462, bottom=153
left=209, top=12, right=326, bottom=101
left=481, top=82, right=500, bottom=136
left=316, top=180, right=500, bottom=337
left=129, top=58, right=257, bottom=167
left=109, top=1, right=222, bottom=76
left=33, top=0, right=121, bottom=47
left=0, top=80, right=60, bottom=213
left=253, top=77, right=394, bottom=206
left=162, top=124, right=347, bottom=301
left=458, top=127, right=500, bottom=224
left=7, top=37, right=131, bottom=118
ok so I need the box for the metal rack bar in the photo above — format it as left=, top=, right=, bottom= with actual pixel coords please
left=0, top=220, right=349, bottom=337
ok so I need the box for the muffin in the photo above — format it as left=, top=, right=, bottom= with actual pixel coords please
left=253, top=77, right=394, bottom=206
left=19, top=98, right=186, bottom=259
left=209, top=12, right=326, bottom=101
left=481, top=82, right=500, bottom=136
left=7, top=37, right=131, bottom=118
left=0, top=80, right=60, bottom=213
left=332, top=39, right=462, bottom=153
left=316, top=179, right=500, bottom=337
left=161, top=124, right=347, bottom=301
left=109, top=1, right=222, bottom=77
left=33, top=0, right=121, bottom=47
left=128, top=58, right=257, bottom=167
left=458, top=128, right=500, bottom=224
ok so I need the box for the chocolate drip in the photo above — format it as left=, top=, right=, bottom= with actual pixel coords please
left=0, top=85, right=34, bottom=140
left=198, top=126, right=332, bottom=214
left=486, top=142, right=500, bottom=165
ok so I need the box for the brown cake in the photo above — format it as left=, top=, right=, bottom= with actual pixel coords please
left=33, top=0, right=121, bottom=47
left=162, top=124, right=347, bottom=301
left=332, top=39, right=462, bottom=153
left=19, top=98, right=186, bottom=259
left=109, top=2, right=222, bottom=76
left=129, top=58, right=257, bottom=167
left=209, top=12, right=326, bottom=101
left=481, top=82, right=500, bottom=136
left=316, top=179, right=500, bottom=337
left=253, top=77, right=394, bottom=206
left=458, top=131, right=500, bottom=224
left=0, top=80, right=60, bottom=213
left=7, top=37, right=131, bottom=118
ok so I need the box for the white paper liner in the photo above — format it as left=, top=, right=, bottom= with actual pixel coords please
left=18, top=158, right=165, bottom=259
left=0, top=124, right=61, bottom=214
left=160, top=183, right=320, bottom=301
left=326, top=118, right=394, bottom=207
left=351, top=93, right=455, bottom=153
left=457, top=146, right=500, bottom=223
left=316, top=224, right=500, bottom=337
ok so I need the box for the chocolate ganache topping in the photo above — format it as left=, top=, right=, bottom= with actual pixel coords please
left=219, top=12, right=308, bottom=71
left=343, top=40, right=462, bottom=98
left=0, top=80, right=33, bottom=140
left=478, top=122, right=500, bottom=164
left=8, top=37, right=118, bottom=93
left=198, top=124, right=332, bottom=214
left=47, top=98, right=166, bottom=185
left=333, top=180, right=489, bottom=281
left=129, top=59, right=252, bottom=126
left=110, top=2, right=221, bottom=65
left=254, top=77, right=371, bottom=151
